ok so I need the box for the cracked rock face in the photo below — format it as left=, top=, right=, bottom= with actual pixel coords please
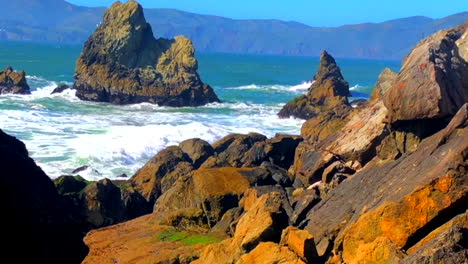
left=74, top=0, right=219, bottom=106
left=384, top=22, right=468, bottom=122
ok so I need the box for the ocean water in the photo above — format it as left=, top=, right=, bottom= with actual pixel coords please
left=0, top=42, right=400, bottom=180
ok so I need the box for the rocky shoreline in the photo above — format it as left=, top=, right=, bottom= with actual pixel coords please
left=0, top=4, right=467, bottom=264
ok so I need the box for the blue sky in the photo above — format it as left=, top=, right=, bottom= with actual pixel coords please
left=67, top=0, right=468, bottom=27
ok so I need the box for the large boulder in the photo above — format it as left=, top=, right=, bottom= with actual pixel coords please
left=241, top=134, right=303, bottom=169
left=74, top=0, right=219, bottom=106
left=0, top=66, right=30, bottom=94
left=154, top=167, right=276, bottom=227
left=303, top=104, right=468, bottom=263
left=130, top=145, right=193, bottom=204
left=179, top=138, right=215, bottom=168
left=0, top=130, right=87, bottom=264
left=278, top=51, right=351, bottom=119
left=201, top=133, right=267, bottom=168
left=81, top=179, right=126, bottom=228
left=384, top=22, right=468, bottom=122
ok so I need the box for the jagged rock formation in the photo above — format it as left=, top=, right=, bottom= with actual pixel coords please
left=384, top=22, right=468, bottom=122
left=0, top=66, right=30, bottom=94
left=305, top=104, right=468, bottom=263
left=74, top=1, right=219, bottom=106
left=278, top=51, right=351, bottom=120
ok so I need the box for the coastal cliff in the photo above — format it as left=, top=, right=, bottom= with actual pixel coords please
left=74, top=0, right=219, bottom=106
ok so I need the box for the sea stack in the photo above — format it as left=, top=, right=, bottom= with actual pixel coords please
left=278, top=51, right=351, bottom=119
left=0, top=66, right=30, bottom=94
left=73, top=0, right=220, bottom=106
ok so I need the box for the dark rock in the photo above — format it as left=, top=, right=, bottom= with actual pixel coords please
left=202, top=133, right=267, bottom=168
left=54, top=175, right=88, bottom=195
left=242, top=134, right=303, bottom=169
left=290, top=188, right=321, bottom=226
left=260, top=162, right=293, bottom=187
left=0, top=66, right=30, bottom=94
left=81, top=179, right=125, bottom=228
left=73, top=1, right=219, bottom=106
left=0, top=129, right=87, bottom=264
left=119, top=183, right=152, bottom=219
left=72, top=165, right=89, bottom=174
left=51, top=83, right=71, bottom=94
left=179, top=138, right=214, bottom=168
left=210, top=207, right=244, bottom=237
left=117, top=173, right=128, bottom=178
left=278, top=51, right=351, bottom=119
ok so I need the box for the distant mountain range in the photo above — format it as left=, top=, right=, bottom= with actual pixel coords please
left=0, top=0, right=467, bottom=59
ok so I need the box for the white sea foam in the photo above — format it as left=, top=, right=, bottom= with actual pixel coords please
left=1, top=76, right=305, bottom=180
left=349, top=84, right=360, bottom=91
left=226, top=81, right=312, bottom=93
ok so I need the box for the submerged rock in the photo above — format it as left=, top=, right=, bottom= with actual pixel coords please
left=74, top=1, right=219, bottom=106
left=278, top=51, right=351, bottom=119
left=0, top=66, right=30, bottom=94
left=51, top=83, right=71, bottom=94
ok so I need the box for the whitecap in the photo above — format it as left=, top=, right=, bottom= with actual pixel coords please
left=225, top=81, right=312, bottom=93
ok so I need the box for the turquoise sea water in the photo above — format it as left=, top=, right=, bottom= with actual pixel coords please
left=0, top=42, right=400, bottom=179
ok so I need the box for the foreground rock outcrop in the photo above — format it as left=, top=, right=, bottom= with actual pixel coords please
left=278, top=51, right=351, bottom=120
left=0, top=130, right=86, bottom=264
left=0, top=66, right=30, bottom=94
left=74, top=1, right=219, bottom=106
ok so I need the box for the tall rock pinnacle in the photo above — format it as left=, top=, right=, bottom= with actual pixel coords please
left=278, top=50, right=351, bottom=120
left=74, top=0, right=220, bottom=106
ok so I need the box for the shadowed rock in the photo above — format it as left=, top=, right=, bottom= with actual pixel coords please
left=74, top=0, right=219, bottom=106
left=0, top=130, right=87, bottom=264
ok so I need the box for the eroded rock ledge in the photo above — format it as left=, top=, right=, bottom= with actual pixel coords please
left=74, top=0, right=220, bottom=106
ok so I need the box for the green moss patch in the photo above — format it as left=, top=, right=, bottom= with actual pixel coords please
left=155, top=227, right=219, bottom=246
